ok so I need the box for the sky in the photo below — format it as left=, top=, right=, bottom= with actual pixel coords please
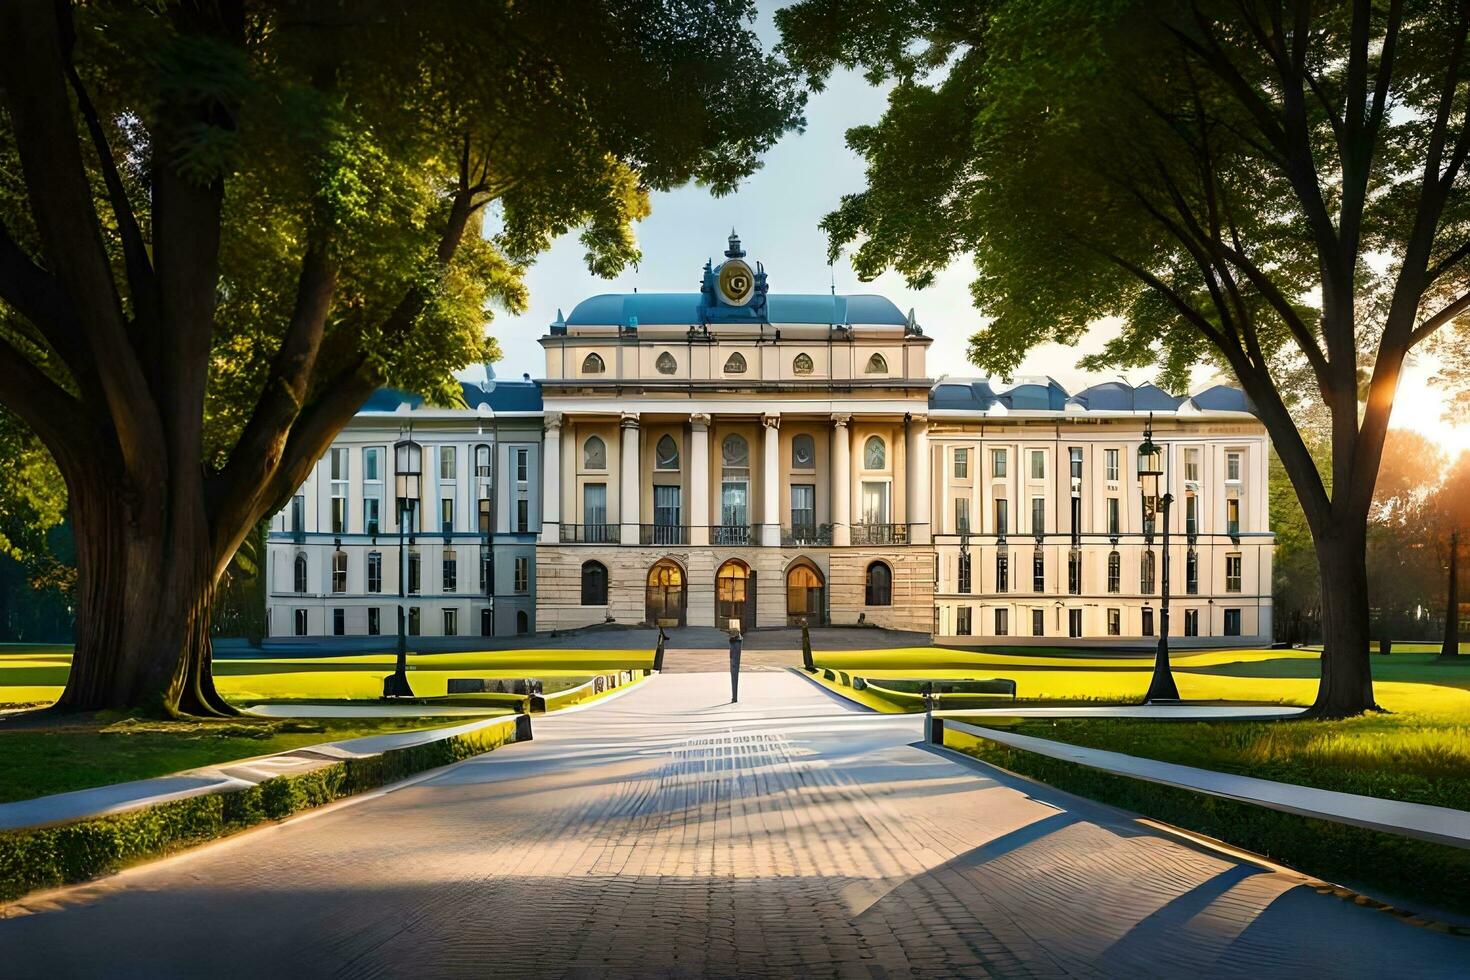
left=478, top=6, right=1470, bottom=454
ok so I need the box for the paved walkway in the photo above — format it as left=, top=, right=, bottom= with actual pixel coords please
left=2, top=671, right=1465, bottom=978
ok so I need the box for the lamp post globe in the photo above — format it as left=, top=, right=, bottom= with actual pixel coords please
left=385, top=433, right=422, bottom=698
left=1138, top=414, right=1181, bottom=703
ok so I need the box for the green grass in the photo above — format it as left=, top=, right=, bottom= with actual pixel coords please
left=0, top=646, right=654, bottom=706
left=0, top=715, right=480, bottom=804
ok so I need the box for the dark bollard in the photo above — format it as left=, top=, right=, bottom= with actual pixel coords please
left=927, top=714, right=945, bottom=746
left=801, top=620, right=815, bottom=672
left=653, top=626, right=667, bottom=672
left=729, top=631, right=742, bottom=703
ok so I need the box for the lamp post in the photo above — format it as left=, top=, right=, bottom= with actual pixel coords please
left=385, top=432, right=421, bottom=698
left=1138, top=414, right=1180, bottom=703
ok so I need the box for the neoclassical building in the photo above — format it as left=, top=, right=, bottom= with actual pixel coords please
left=534, top=233, right=936, bottom=633
left=265, top=378, right=543, bottom=639
left=266, top=234, right=1274, bottom=647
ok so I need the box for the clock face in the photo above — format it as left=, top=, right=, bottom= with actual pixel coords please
left=717, top=259, right=755, bottom=306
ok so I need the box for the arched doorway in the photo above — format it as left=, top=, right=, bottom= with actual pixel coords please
left=786, top=560, right=825, bottom=626
left=646, top=559, right=686, bottom=627
left=715, top=559, right=755, bottom=632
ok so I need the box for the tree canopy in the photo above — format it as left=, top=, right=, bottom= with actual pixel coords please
left=0, top=0, right=803, bottom=714
left=779, top=0, right=1470, bottom=715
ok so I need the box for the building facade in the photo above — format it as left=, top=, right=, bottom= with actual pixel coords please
left=265, top=234, right=1274, bottom=647
left=265, top=379, right=543, bottom=639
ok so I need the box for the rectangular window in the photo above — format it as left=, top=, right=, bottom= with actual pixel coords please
left=440, top=445, right=457, bottom=481
left=443, top=608, right=458, bottom=637
left=514, top=556, right=529, bottom=594
left=1186, top=551, right=1198, bottom=595
left=1107, top=608, right=1121, bottom=636
left=1107, top=552, right=1121, bottom=593
left=368, top=607, right=381, bottom=636
left=956, top=606, right=972, bottom=636
left=1185, top=448, right=1200, bottom=483
left=991, top=448, right=1007, bottom=478
left=994, top=608, right=1009, bottom=636
left=291, top=494, right=305, bottom=533
left=1185, top=494, right=1198, bottom=536
left=479, top=498, right=492, bottom=534
left=1068, top=550, right=1082, bottom=595
left=860, top=481, right=891, bottom=525
left=408, top=607, right=420, bottom=636
left=954, top=497, right=970, bottom=534
left=1069, top=608, right=1083, bottom=638
left=1185, top=608, right=1199, bottom=636
left=1105, top=448, right=1120, bottom=482
left=1033, top=551, right=1044, bottom=592
left=364, top=497, right=381, bottom=537
left=408, top=550, right=421, bottom=594
left=1142, top=607, right=1154, bottom=637
left=1226, top=451, right=1242, bottom=482
left=476, top=446, right=492, bottom=480
left=440, top=498, right=454, bottom=533
left=1224, top=608, right=1242, bottom=636
left=789, top=484, right=814, bottom=534
left=364, top=447, right=381, bottom=482
left=1029, top=450, right=1045, bottom=480
left=1069, top=447, right=1083, bottom=481
left=332, top=608, right=345, bottom=636
left=1032, top=608, right=1045, bottom=636
left=954, top=448, right=969, bottom=479
left=1226, top=497, right=1241, bottom=536
left=443, top=549, right=457, bottom=592
left=1030, top=496, right=1045, bottom=535
left=480, top=551, right=492, bottom=594
left=294, top=608, right=308, bottom=636
left=367, top=551, right=382, bottom=594
left=331, top=447, right=348, bottom=481
left=331, top=496, right=347, bottom=535
left=331, top=551, right=347, bottom=593
left=720, top=480, right=748, bottom=528
left=1141, top=551, right=1156, bottom=594
left=1226, top=554, right=1242, bottom=592
left=1107, top=497, right=1120, bottom=536
left=996, top=552, right=1009, bottom=592
left=994, top=498, right=1009, bottom=536
left=516, top=448, right=529, bottom=484
left=957, top=553, right=972, bottom=594
left=516, top=498, right=530, bottom=534
left=656, top=484, right=685, bottom=529
left=584, top=483, right=608, bottom=530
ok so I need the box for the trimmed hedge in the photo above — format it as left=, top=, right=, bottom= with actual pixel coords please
left=0, top=715, right=528, bottom=903
left=946, top=728, right=1470, bottom=921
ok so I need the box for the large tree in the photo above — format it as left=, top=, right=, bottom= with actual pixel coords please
left=779, top=0, right=1470, bottom=715
left=0, top=0, right=803, bottom=715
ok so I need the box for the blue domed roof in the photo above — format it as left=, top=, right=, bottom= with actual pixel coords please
left=564, top=292, right=908, bottom=327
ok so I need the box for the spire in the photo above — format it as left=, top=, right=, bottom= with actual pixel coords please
left=725, top=228, right=745, bottom=259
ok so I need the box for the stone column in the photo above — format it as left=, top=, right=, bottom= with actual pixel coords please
left=907, top=414, right=931, bottom=545
left=539, top=413, right=562, bottom=544
left=689, top=413, right=710, bottom=546
left=619, top=413, right=640, bottom=545
left=761, top=414, right=781, bottom=546
left=831, top=414, right=851, bottom=546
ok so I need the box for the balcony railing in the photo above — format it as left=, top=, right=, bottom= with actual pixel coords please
left=782, top=523, right=832, bottom=546
left=640, top=523, right=689, bottom=546
left=561, top=523, right=620, bottom=544
left=711, top=524, right=755, bottom=546
left=852, top=523, right=908, bottom=546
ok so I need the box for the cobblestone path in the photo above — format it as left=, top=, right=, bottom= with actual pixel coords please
left=1, top=670, right=1465, bottom=978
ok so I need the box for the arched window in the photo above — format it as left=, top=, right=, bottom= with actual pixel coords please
left=294, top=553, right=308, bottom=594
left=655, top=434, right=680, bottom=470
left=793, top=353, right=814, bottom=375
left=790, top=434, right=815, bottom=469
left=865, top=561, right=892, bottom=606
left=655, top=351, right=677, bottom=375
left=331, top=550, right=347, bottom=593
left=583, top=435, right=606, bottom=469
left=1107, top=550, right=1121, bottom=593
left=516, top=610, right=529, bottom=635
left=581, top=353, right=605, bottom=374
left=581, top=560, right=608, bottom=605
left=864, top=435, right=886, bottom=470
left=475, top=444, right=491, bottom=479
left=1141, top=550, right=1156, bottom=594
left=865, top=353, right=888, bottom=374
left=723, top=352, right=747, bottom=374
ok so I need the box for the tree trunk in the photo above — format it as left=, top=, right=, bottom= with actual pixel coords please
left=1310, top=522, right=1380, bottom=717
left=1441, top=530, right=1461, bottom=661
left=53, top=470, right=237, bottom=717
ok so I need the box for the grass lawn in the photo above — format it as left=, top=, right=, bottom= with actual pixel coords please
left=0, top=714, right=481, bottom=804
left=0, top=646, right=654, bottom=706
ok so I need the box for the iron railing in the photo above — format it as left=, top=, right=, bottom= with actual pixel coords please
left=640, top=523, right=689, bottom=546
left=561, top=523, right=620, bottom=544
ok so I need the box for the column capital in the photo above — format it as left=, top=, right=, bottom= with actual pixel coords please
left=831, top=413, right=852, bottom=428
left=907, top=412, right=929, bottom=426
left=762, top=413, right=781, bottom=430
left=689, top=412, right=711, bottom=430
left=543, top=412, right=564, bottom=433
left=619, top=412, right=640, bottom=430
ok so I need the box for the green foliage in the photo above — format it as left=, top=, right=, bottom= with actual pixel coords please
left=950, top=731, right=1470, bottom=917
left=0, top=715, right=524, bottom=902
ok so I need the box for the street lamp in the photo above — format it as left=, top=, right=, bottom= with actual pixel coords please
left=1138, top=414, right=1180, bottom=702
left=385, top=432, right=422, bottom=698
